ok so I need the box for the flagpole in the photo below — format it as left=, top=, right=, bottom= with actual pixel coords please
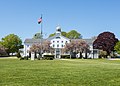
left=41, top=14, right=43, bottom=38
left=40, top=14, right=43, bottom=58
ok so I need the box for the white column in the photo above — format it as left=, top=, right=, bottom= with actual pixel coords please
left=31, top=52, right=35, bottom=60
left=54, top=48, right=56, bottom=59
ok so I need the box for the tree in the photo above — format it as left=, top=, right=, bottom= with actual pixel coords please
left=63, top=40, right=89, bottom=58
left=93, top=32, right=118, bottom=56
left=30, top=44, right=42, bottom=53
left=66, top=30, right=82, bottom=39
left=49, top=30, right=82, bottom=39
left=99, top=50, right=107, bottom=58
left=61, top=31, right=67, bottom=37
left=49, top=33, right=55, bottom=37
left=33, top=33, right=43, bottom=39
left=30, top=40, right=54, bottom=57
left=0, top=34, right=22, bottom=55
left=49, top=32, right=67, bottom=37
left=114, top=41, right=120, bottom=54
left=42, top=40, right=54, bottom=53
left=0, top=44, right=7, bottom=56
left=30, top=43, right=42, bottom=58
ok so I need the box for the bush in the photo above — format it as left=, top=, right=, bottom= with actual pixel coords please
left=20, top=56, right=29, bottom=60
left=16, top=52, right=21, bottom=58
left=61, top=55, right=70, bottom=59
left=37, top=55, right=42, bottom=60
left=43, top=57, right=53, bottom=60
left=20, top=57, right=24, bottom=60
left=99, top=50, right=107, bottom=58
left=43, top=55, right=54, bottom=60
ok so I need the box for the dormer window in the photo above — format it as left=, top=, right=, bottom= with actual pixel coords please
left=56, top=37, right=60, bottom=39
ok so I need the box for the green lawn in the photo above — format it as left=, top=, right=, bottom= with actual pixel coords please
left=0, top=58, right=120, bottom=86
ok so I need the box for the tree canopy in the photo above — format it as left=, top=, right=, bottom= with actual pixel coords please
left=66, top=30, right=81, bottom=39
left=30, top=40, right=54, bottom=54
left=33, top=33, right=43, bottom=39
left=63, top=40, right=89, bottom=58
left=49, top=30, right=82, bottom=39
left=114, top=41, right=120, bottom=54
left=0, top=34, right=22, bottom=55
left=93, top=32, right=118, bottom=55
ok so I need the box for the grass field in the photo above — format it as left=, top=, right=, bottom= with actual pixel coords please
left=0, top=58, right=120, bottom=86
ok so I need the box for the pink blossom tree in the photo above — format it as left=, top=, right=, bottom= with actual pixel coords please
left=63, top=40, right=89, bottom=58
left=30, top=40, right=54, bottom=58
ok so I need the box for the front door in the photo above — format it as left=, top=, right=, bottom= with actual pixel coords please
left=56, top=48, right=61, bottom=59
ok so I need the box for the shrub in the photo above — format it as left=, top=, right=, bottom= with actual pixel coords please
left=43, top=55, right=54, bottom=60
left=43, top=57, right=53, bottom=60
left=16, top=52, right=21, bottom=58
left=20, top=56, right=29, bottom=60
left=37, top=55, right=42, bottom=60
left=99, top=50, right=107, bottom=58
left=61, top=55, right=70, bottom=59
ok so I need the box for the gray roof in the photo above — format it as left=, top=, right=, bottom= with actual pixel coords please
left=84, top=39, right=95, bottom=45
left=24, top=38, right=95, bottom=45
left=71, top=39, right=95, bottom=45
left=24, top=39, right=46, bottom=44
left=46, top=34, right=70, bottom=41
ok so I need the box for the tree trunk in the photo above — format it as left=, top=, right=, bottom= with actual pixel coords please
left=85, top=49, right=87, bottom=59
left=70, top=51, right=71, bottom=59
left=80, top=52, right=82, bottom=59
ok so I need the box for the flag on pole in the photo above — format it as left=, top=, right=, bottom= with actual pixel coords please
left=38, top=17, right=42, bottom=24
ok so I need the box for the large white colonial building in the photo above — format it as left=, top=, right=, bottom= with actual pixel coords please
left=24, top=26, right=99, bottom=59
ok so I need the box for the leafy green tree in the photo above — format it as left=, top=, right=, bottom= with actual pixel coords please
left=61, top=31, right=67, bottom=37
left=114, top=41, right=120, bottom=54
left=49, top=33, right=55, bottom=37
left=49, top=30, right=82, bottom=39
left=0, top=34, right=22, bottom=55
left=33, top=33, right=43, bottom=39
left=66, top=30, right=81, bottom=39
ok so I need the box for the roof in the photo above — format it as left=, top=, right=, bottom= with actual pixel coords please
left=24, top=39, right=46, bottom=44
left=46, top=34, right=70, bottom=41
left=24, top=38, right=95, bottom=45
left=71, top=39, right=95, bottom=45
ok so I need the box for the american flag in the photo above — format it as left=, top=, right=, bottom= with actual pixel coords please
left=38, top=17, right=42, bottom=24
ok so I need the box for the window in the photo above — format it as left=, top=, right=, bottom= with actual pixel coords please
left=53, top=44, right=55, bottom=48
left=61, top=41, right=63, bottom=43
left=57, top=44, right=59, bottom=47
left=56, top=37, right=60, bottom=39
left=61, top=44, right=64, bottom=47
left=53, top=41, right=55, bottom=43
left=57, top=41, right=59, bottom=43
left=66, top=41, right=68, bottom=43
left=27, top=45, right=29, bottom=47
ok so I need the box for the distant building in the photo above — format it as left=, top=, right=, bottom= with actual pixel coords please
left=24, top=26, right=99, bottom=59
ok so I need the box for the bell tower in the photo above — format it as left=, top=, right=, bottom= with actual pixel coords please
left=56, top=26, right=61, bottom=36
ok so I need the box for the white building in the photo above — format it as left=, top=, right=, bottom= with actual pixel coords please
left=23, top=26, right=98, bottom=59
left=47, top=26, right=70, bottom=58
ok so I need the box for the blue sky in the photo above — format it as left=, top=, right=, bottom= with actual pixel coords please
left=0, top=0, right=120, bottom=42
